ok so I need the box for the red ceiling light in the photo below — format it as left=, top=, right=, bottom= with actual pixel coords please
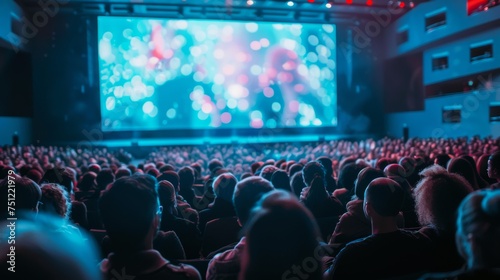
left=367, top=0, right=373, bottom=6
left=398, top=1, right=406, bottom=8
left=307, top=0, right=315, bottom=3
left=346, top=0, right=353, bottom=4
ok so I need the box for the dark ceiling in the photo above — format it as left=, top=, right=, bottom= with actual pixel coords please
left=16, top=0, right=431, bottom=23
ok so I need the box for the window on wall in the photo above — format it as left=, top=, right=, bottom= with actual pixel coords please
left=470, top=41, right=493, bottom=63
left=490, top=102, right=500, bottom=122
left=396, top=25, right=409, bottom=45
left=467, top=0, right=500, bottom=16
left=432, top=53, right=449, bottom=71
left=425, top=8, right=447, bottom=32
left=443, top=106, right=462, bottom=123
left=396, top=27, right=409, bottom=45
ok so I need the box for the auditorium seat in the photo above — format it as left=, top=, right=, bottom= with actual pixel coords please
left=201, top=216, right=241, bottom=257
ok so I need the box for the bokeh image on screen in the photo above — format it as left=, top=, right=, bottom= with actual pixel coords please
left=98, top=17, right=337, bottom=131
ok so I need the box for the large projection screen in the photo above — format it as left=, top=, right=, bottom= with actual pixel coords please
left=98, top=17, right=337, bottom=131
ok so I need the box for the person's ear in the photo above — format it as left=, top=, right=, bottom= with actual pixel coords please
left=153, top=206, right=162, bottom=230
left=363, top=200, right=373, bottom=218
left=237, top=218, right=243, bottom=227
left=455, top=231, right=467, bottom=259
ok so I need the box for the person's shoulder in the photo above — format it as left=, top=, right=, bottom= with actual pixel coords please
left=206, top=248, right=240, bottom=280
left=490, top=182, right=500, bottom=190
left=163, top=262, right=201, bottom=280
left=416, top=225, right=437, bottom=236
left=338, top=235, right=372, bottom=252
left=210, top=247, right=240, bottom=264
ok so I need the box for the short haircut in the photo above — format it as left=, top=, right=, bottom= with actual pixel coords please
left=159, top=164, right=175, bottom=173
left=489, top=151, right=500, bottom=171
left=250, top=162, right=263, bottom=175
left=96, top=168, right=115, bottom=191
left=78, top=172, right=97, bottom=192
left=317, top=156, right=333, bottom=175
left=25, top=169, right=43, bottom=184
left=157, top=171, right=180, bottom=192
left=338, top=162, right=364, bottom=191
left=41, top=167, right=74, bottom=194
left=384, top=164, right=406, bottom=178
left=434, top=153, right=451, bottom=169
left=355, top=167, right=385, bottom=200
left=146, top=168, right=160, bottom=178
left=260, top=165, right=278, bottom=182
left=0, top=176, right=41, bottom=219
left=240, top=172, right=252, bottom=180
left=178, top=166, right=195, bottom=189
left=114, top=167, right=132, bottom=179
left=376, top=157, right=392, bottom=171
left=290, top=172, right=306, bottom=198
left=242, top=190, right=321, bottom=280
left=88, top=163, right=101, bottom=174
left=213, top=173, right=237, bottom=202
left=158, top=180, right=176, bottom=209
left=190, top=163, right=202, bottom=178
left=302, top=161, right=326, bottom=186
left=288, top=163, right=303, bottom=178
left=365, top=178, right=404, bottom=217
left=208, top=159, right=224, bottom=173
left=99, top=174, right=159, bottom=250
left=271, top=170, right=291, bottom=192
left=233, top=176, right=274, bottom=225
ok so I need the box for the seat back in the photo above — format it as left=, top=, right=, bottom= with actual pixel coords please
left=201, top=216, right=241, bottom=257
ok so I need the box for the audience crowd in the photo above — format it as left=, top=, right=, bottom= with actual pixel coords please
left=1, top=136, right=500, bottom=280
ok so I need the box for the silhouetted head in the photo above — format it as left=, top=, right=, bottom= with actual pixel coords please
left=99, top=174, right=161, bottom=253
left=0, top=213, right=100, bottom=280
left=447, top=157, right=479, bottom=190
left=0, top=176, right=41, bottom=219
left=455, top=190, right=500, bottom=269
left=364, top=178, right=404, bottom=219
left=260, top=165, right=278, bottom=182
left=233, top=176, right=274, bottom=226
left=39, top=183, right=71, bottom=220
left=302, top=161, right=326, bottom=187
left=213, top=173, right=237, bottom=202
left=157, top=170, right=180, bottom=192
left=487, top=151, right=500, bottom=180
left=355, top=167, right=385, bottom=200
left=271, top=170, right=291, bottom=192
left=414, top=165, right=473, bottom=232
left=240, top=190, right=321, bottom=280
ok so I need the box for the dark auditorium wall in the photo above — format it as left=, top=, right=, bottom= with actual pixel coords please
left=27, top=14, right=384, bottom=144
left=29, top=15, right=101, bottom=145
left=0, top=0, right=33, bottom=145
